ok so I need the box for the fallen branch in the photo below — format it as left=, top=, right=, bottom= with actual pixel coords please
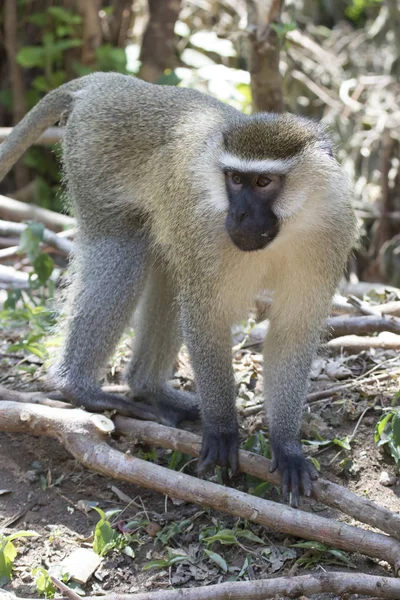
left=0, top=219, right=73, bottom=256
left=340, top=281, right=400, bottom=299
left=0, top=264, right=29, bottom=289
left=115, top=417, right=400, bottom=541
left=87, top=572, right=400, bottom=599
left=328, top=314, right=400, bottom=336
left=1, top=401, right=400, bottom=570
left=3, top=386, right=400, bottom=540
left=244, top=315, right=400, bottom=350
left=325, top=333, right=400, bottom=352
left=0, top=195, right=74, bottom=232
left=0, top=385, right=70, bottom=409
left=5, top=572, right=400, bottom=600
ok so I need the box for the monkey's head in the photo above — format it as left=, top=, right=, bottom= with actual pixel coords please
left=220, top=113, right=334, bottom=252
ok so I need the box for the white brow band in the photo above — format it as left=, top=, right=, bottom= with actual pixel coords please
left=219, top=153, right=296, bottom=174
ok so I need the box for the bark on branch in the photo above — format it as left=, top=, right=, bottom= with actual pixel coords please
left=1, top=401, right=400, bottom=571
left=5, top=572, right=400, bottom=600
left=115, top=417, right=400, bottom=541
left=0, top=219, right=73, bottom=256
left=0, top=195, right=74, bottom=232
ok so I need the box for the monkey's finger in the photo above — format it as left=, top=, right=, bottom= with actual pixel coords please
left=221, top=467, right=230, bottom=485
left=309, top=463, right=319, bottom=481
left=229, top=446, right=239, bottom=475
left=301, top=467, right=313, bottom=498
left=281, top=469, right=291, bottom=504
left=290, top=470, right=300, bottom=508
left=269, top=456, right=278, bottom=473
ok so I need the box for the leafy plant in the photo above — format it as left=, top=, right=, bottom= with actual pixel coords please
left=32, top=567, right=57, bottom=598
left=93, top=508, right=136, bottom=557
left=0, top=530, right=39, bottom=587
left=375, top=409, right=400, bottom=465
left=292, top=541, right=354, bottom=569
left=144, top=548, right=189, bottom=570
left=19, top=222, right=55, bottom=287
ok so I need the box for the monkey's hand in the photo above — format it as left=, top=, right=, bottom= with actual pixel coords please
left=198, top=427, right=239, bottom=475
left=270, top=441, right=318, bottom=508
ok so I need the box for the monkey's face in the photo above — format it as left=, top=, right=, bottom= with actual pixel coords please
left=224, top=170, right=281, bottom=252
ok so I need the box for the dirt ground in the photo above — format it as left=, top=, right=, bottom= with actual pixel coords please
left=1, top=338, right=400, bottom=600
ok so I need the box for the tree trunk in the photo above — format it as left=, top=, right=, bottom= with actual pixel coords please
left=138, top=0, right=181, bottom=83
left=246, top=0, right=284, bottom=113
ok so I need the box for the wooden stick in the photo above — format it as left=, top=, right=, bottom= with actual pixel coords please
left=0, top=219, right=73, bottom=256
left=6, top=573, right=400, bottom=600
left=83, top=572, right=400, bottom=599
left=115, top=417, right=400, bottom=541
left=325, top=334, right=400, bottom=352
left=328, top=314, right=400, bottom=336
left=1, top=401, right=400, bottom=570
left=0, top=195, right=74, bottom=232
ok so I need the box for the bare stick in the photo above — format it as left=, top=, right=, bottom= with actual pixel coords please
left=115, top=417, right=400, bottom=541
left=0, top=127, right=64, bottom=145
left=5, top=573, right=400, bottom=600
left=1, top=402, right=400, bottom=570
left=0, top=195, right=74, bottom=232
left=0, top=219, right=73, bottom=256
left=0, top=264, right=29, bottom=289
left=0, top=386, right=70, bottom=409
left=328, top=315, right=400, bottom=336
left=85, top=572, right=400, bottom=599
left=325, top=334, right=400, bottom=352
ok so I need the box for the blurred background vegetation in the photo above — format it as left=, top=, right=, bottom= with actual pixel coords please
left=0, top=0, right=399, bottom=284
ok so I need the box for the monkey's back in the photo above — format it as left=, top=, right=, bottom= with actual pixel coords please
left=61, top=72, right=236, bottom=226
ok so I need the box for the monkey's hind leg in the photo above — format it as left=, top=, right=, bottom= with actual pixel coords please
left=53, top=233, right=155, bottom=420
left=126, top=263, right=200, bottom=427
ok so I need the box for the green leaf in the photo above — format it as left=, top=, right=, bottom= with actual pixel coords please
left=7, top=531, right=39, bottom=542
left=33, top=254, right=54, bottom=284
left=47, top=6, right=82, bottom=24
left=293, top=541, right=327, bottom=551
left=28, top=12, right=50, bottom=26
left=203, top=529, right=237, bottom=545
left=33, top=566, right=57, bottom=598
left=0, top=540, right=16, bottom=584
left=204, top=549, right=228, bottom=573
left=375, top=412, right=393, bottom=442
left=17, top=46, right=46, bottom=68
left=310, top=456, right=321, bottom=471
left=392, top=414, right=400, bottom=447
left=333, top=436, right=351, bottom=451
left=252, top=481, right=273, bottom=497
left=236, top=530, right=264, bottom=544
left=93, top=508, right=117, bottom=556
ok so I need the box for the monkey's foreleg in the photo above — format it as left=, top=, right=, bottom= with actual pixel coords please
left=53, top=234, right=153, bottom=419
left=264, top=270, right=335, bottom=507
left=126, top=263, right=199, bottom=426
left=181, top=301, right=239, bottom=473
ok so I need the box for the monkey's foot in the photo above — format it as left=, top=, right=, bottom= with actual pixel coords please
left=131, top=386, right=200, bottom=427
left=270, top=441, right=318, bottom=508
left=60, top=385, right=158, bottom=421
left=198, top=428, right=239, bottom=475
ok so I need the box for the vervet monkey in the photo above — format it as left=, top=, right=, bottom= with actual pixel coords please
left=0, top=73, right=357, bottom=506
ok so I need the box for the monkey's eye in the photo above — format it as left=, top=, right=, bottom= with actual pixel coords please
left=256, top=176, right=272, bottom=188
left=231, top=173, right=242, bottom=185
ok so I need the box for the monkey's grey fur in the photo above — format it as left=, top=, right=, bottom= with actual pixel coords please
left=0, top=73, right=357, bottom=505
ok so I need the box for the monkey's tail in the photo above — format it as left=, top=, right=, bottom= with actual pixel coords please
left=0, top=78, right=86, bottom=182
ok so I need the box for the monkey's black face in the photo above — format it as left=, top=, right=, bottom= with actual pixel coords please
left=224, top=171, right=281, bottom=252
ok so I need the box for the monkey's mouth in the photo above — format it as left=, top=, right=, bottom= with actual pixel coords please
left=228, top=226, right=279, bottom=252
